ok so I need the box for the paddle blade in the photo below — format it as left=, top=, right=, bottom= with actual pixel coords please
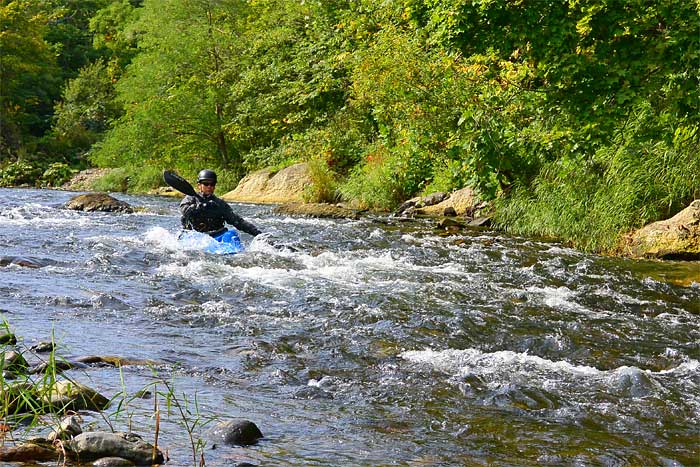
left=163, top=170, right=198, bottom=197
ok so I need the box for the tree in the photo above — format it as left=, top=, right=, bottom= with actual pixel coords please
left=0, top=1, right=61, bottom=160
left=91, top=0, right=247, bottom=174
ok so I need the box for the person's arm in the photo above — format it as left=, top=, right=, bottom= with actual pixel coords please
left=219, top=201, right=261, bottom=236
left=179, top=196, right=199, bottom=228
left=179, top=195, right=200, bottom=218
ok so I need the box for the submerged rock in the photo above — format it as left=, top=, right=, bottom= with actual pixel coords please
left=0, top=332, right=17, bottom=345
left=208, top=419, right=263, bottom=446
left=29, top=341, right=55, bottom=352
left=65, top=193, right=133, bottom=213
left=625, top=200, right=700, bottom=260
left=0, top=256, right=44, bottom=269
left=74, top=355, right=162, bottom=367
left=92, top=457, right=136, bottom=466
left=29, top=359, right=87, bottom=375
left=69, top=432, right=164, bottom=465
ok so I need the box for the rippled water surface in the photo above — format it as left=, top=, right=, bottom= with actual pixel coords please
left=1, top=187, right=698, bottom=466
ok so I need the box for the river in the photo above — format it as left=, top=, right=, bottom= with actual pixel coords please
left=1, top=187, right=698, bottom=466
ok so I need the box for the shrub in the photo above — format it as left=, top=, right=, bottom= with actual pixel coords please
left=0, top=161, right=43, bottom=187
left=304, top=156, right=339, bottom=203
left=90, top=167, right=130, bottom=192
left=40, top=162, right=75, bottom=187
left=495, top=111, right=700, bottom=253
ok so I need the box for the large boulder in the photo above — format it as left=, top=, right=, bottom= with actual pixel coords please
left=625, top=200, right=700, bottom=260
left=418, top=187, right=479, bottom=216
left=221, top=163, right=312, bottom=204
left=69, top=432, right=164, bottom=465
left=65, top=193, right=133, bottom=213
left=396, top=188, right=482, bottom=218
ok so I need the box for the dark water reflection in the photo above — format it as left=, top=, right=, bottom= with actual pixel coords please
left=0, top=187, right=698, bottom=466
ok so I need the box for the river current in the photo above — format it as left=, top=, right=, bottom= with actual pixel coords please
left=1, top=187, right=698, bottom=466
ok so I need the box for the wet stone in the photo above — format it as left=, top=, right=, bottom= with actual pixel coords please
left=64, top=193, right=133, bottom=214
left=93, top=456, right=136, bottom=466
left=69, top=432, right=164, bottom=465
left=0, top=441, right=59, bottom=462
left=30, top=341, right=55, bottom=352
left=208, top=419, right=263, bottom=446
left=0, top=333, right=17, bottom=345
left=48, top=415, right=82, bottom=442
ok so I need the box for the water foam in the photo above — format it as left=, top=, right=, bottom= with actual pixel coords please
left=400, top=347, right=699, bottom=394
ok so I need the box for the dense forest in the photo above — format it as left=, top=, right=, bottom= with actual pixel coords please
left=1, top=0, right=699, bottom=252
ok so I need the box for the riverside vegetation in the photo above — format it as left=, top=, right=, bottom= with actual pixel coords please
left=1, top=0, right=698, bottom=254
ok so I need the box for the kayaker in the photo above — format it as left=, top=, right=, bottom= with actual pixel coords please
left=179, top=169, right=261, bottom=237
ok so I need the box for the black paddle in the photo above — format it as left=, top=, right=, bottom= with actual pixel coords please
left=163, top=170, right=204, bottom=201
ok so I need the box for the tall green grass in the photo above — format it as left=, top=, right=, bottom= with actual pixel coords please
left=495, top=123, right=700, bottom=253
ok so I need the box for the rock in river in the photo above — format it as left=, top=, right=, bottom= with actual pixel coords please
left=69, top=432, right=164, bottom=465
left=208, top=419, right=263, bottom=446
left=65, top=193, right=133, bottom=213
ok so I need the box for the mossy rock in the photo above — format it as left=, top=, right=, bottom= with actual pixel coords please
left=625, top=200, right=700, bottom=260
left=65, top=193, right=133, bottom=214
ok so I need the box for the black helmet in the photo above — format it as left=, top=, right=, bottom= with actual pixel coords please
left=197, top=169, right=217, bottom=183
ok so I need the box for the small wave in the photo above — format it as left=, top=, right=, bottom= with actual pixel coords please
left=400, top=348, right=699, bottom=400
left=525, top=285, right=592, bottom=314
left=0, top=204, right=93, bottom=227
left=144, top=226, right=188, bottom=251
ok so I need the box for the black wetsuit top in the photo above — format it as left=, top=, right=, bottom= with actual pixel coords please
left=179, top=194, right=261, bottom=237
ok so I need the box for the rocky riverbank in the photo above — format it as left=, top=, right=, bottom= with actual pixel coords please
left=61, top=165, right=700, bottom=261
left=0, top=327, right=263, bottom=466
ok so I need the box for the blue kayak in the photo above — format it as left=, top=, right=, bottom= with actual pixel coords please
left=177, top=229, right=244, bottom=255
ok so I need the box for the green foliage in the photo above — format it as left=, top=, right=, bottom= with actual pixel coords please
left=304, top=156, right=339, bottom=204
left=90, top=0, right=245, bottom=175
left=40, top=162, right=75, bottom=187
left=89, top=167, right=130, bottom=192
left=0, top=1, right=61, bottom=157
left=89, top=0, right=141, bottom=69
left=339, top=142, right=432, bottom=210
left=41, top=0, right=110, bottom=82
left=52, top=59, right=121, bottom=160
left=88, top=165, right=172, bottom=193
left=0, top=161, right=43, bottom=187
left=495, top=104, right=700, bottom=252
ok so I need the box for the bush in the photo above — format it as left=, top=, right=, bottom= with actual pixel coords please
left=495, top=112, right=700, bottom=253
left=40, top=162, right=75, bottom=187
left=339, top=142, right=433, bottom=210
left=90, top=167, right=130, bottom=192
left=0, top=161, right=43, bottom=187
left=304, top=156, right=340, bottom=203
left=125, top=165, right=166, bottom=193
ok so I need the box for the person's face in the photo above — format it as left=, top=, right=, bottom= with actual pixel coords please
left=198, top=180, right=216, bottom=195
